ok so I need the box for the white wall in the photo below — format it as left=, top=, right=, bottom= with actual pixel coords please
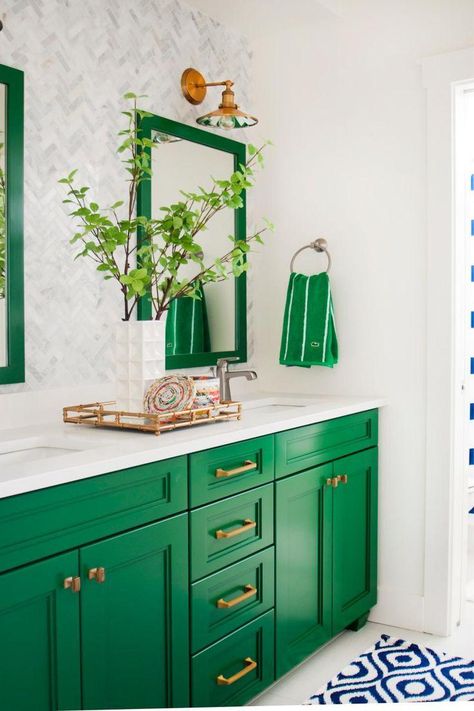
left=245, top=0, right=474, bottom=630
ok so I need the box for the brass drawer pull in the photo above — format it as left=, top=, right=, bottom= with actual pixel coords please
left=64, top=576, right=81, bottom=593
left=215, top=518, right=257, bottom=540
left=217, top=584, right=257, bottom=609
left=215, top=460, right=257, bottom=479
left=88, top=567, right=106, bottom=584
left=216, top=657, right=257, bottom=686
left=340, top=474, right=348, bottom=484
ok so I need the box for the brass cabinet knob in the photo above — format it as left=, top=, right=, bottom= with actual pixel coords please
left=329, top=474, right=349, bottom=488
left=64, top=576, right=81, bottom=593
left=88, top=567, right=106, bottom=584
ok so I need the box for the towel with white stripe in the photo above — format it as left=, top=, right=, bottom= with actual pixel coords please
left=279, top=271, right=338, bottom=368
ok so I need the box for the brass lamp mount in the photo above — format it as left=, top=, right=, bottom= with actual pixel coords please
left=181, top=67, right=258, bottom=130
left=181, top=68, right=236, bottom=106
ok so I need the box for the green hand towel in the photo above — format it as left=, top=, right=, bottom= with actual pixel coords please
left=166, top=283, right=211, bottom=356
left=280, top=271, right=338, bottom=368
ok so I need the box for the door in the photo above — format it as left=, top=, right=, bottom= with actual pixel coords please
left=0, top=551, right=81, bottom=711
left=80, top=513, right=189, bottom=710
left=332, top=448, right=378, bottom=634
left=275, top=463, right=332, bottom=678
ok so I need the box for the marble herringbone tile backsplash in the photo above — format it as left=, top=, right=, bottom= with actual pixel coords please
left=0, top=0, right=253, bottom=392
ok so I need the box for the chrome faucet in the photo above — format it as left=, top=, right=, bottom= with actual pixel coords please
left=216, top=358, right=257, bottom=402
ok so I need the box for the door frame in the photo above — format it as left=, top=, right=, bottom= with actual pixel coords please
left=421, top=47, right=474, bottom=635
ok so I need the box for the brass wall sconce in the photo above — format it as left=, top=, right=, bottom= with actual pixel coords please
left=181, top=67, right=258, bottom=130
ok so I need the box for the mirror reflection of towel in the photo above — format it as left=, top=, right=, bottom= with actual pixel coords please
left=166, top=282, right=211, bottom=355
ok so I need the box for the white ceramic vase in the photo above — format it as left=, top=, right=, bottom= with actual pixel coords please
left=115, top=315, right=167, bottom=412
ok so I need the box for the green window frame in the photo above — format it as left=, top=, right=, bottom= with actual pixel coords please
left=0, top=63, right=24, bottom=384
left=137, top=114, right=247, bottom=370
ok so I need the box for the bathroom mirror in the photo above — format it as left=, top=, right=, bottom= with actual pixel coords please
left=0, top=64, right=24, bottom=384
left=137, top=114, right=247, bottom=369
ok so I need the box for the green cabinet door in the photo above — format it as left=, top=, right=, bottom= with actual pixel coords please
left=0, top=551, right=81, bottom=711
left=275, top=464, right=333, bottom=678
left=332, top=448, right=378, bottom=634
left=80, top=514, right=189, bottom=710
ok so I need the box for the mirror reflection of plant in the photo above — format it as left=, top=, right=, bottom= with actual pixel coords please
left=139, top=141, right=272, bottom=320
left=60, top=94, right=273, bottom=321
left=0, top=143, right=5, bottom=299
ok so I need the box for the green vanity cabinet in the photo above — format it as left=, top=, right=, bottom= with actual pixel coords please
left=0, top=551, right=82, bottom=711
left=81, top=514, right=189, bottom=710
left=0, top=408, right=379, bottom=710
left=275, top=446, right=378, bottom=678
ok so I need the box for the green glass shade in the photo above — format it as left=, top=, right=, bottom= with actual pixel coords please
left=196, top=109, right=258, bottom=130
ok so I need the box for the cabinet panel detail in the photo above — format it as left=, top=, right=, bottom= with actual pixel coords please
left=190, top=435, right=274, bottom=506
left=275, top=410, right=378, bottom=478
left=191, top=610, right=274, bottom=707
left=191, top=484, right=274, bottom=581
left=192, top=546, right=274, bottom=652
left=0, top=455, right=188, bottom=573
left=332, top=448, right=378, bottom=634
left=0, top=551, right=81, bottom=711
left=275, top=464, right=333, bottom=678
left=80, top=513, right=189, bottom=710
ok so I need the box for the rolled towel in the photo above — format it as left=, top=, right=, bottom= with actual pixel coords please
left=280, top=271, right=338, bottom=368
left=166, top=282, right=211, bottom=356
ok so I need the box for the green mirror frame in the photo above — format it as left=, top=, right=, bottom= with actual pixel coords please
left=0, top=64, right=24, bottom=385
left=137, top=114, right=247, bottom=370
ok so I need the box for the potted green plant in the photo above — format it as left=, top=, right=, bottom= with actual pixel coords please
left=60, top=94, right=272, bottom=409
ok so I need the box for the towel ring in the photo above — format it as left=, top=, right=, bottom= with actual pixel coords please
left=290, top=238, right=331, bottom=273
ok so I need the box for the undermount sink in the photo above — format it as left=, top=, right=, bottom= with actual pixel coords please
left=243, top=396, right=328, bottom=412
left=0, top=436, right=99, bottom=467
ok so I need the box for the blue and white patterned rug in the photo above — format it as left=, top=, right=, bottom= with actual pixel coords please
left=306, top=634, right=474, bottom=703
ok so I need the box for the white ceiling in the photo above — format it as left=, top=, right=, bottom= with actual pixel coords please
left=183, top=0, right=344, bottom=37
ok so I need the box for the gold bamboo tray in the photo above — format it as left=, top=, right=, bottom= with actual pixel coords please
left=63, top=400, right=242, bottom=436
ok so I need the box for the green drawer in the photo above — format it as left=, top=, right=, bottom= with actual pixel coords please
left=189, top=435, right=274, bottom=506
left=191, top=610, right=275, bottom=707
left=191, top=547, right=274, bottom=652
left=0, top=456, right=188, bottom=573
left=190, top=484, right=274, bottom=581
left=275, top=410, right=378, bottom=478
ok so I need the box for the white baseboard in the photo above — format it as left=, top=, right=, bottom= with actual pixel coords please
left=369, top=586, right=425, bottom=632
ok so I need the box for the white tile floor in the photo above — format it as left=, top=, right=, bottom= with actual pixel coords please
left=250, top=602, right=474, bottom=706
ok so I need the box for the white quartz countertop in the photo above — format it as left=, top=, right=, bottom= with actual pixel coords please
left=0, top=393, right=386, bottom=499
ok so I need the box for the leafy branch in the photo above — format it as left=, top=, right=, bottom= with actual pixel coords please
left=60, top=94, right=273, bottom=321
